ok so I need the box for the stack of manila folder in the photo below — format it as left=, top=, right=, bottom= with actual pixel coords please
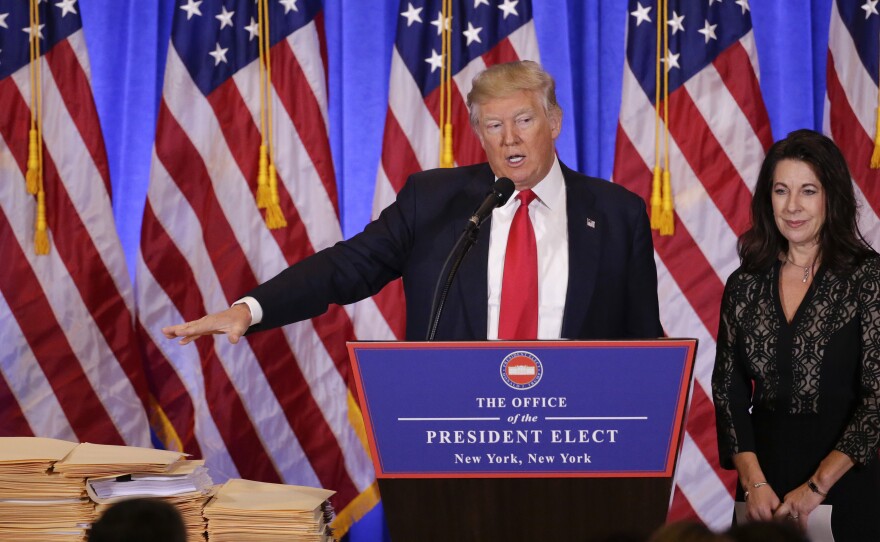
left=203, top=478, right=336, bottom=541
left=53, top=441, right=184, bottom=478
left=0, top=437, right=93, bottom=541
left=86, top=458, right=213, bottom=541
left=0, top=438, right=340, bottom=542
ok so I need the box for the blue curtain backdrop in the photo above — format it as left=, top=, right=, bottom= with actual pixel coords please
left=78, top=1, right=834, bottom=539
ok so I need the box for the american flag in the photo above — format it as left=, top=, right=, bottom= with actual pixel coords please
left=136, top=0, right=383, bottom=532
left=369, top=0, right=540, bottom=337
left=613, top=0, right=771, bottom=529
left=824, top=0, right=880, bottom=245
left=0, top=1, right=151, bottom=445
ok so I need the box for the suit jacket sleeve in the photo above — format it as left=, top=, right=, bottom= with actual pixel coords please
left=245, top=177, right=419, bottom=333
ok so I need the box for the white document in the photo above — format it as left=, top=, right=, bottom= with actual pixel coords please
left=734, top=502, right=834, bottom=542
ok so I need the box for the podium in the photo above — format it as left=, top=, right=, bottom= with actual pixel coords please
left=348, top=340, right=697, bottom=542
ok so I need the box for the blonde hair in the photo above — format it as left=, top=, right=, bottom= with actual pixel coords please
left=466, top=60, right=560, bottom=127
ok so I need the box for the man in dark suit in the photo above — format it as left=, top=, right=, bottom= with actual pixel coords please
left=163, top=61, right=662, bottom=344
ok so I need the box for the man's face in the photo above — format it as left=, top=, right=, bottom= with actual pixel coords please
left=473, top=90, right=561, bottom=190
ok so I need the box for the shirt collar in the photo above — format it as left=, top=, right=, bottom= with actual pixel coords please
left=499, top=156, right=564, bottom=211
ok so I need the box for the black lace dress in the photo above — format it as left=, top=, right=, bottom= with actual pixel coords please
left=712, top=256, right=880, bottom=541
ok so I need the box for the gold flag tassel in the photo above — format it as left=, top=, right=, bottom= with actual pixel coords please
left=25, top=0, right=40, bottom=195
left=255, top=0, right=271, bottom=208
left=26, top=131, right=39, bottom=195
left=35, top=190, right=50, bottom=255
left=259, top=0, right=286, bottom=228
left=873, top=49, right=880, bottom=168
left=30, top=0, right=49, bottom=254
left=658, top=0, right=674, bottom=236
left=438, top=0, right=454, bottom=168
left=872, top=106, right=880, bottom=169
left=649, top=0, right=663, bottom=230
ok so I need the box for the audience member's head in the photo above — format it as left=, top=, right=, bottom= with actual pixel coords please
left=88, top=498, right=186, bottom=542
left=648, top=521, right=731, bottom=542
left=726, top=521, right=809, bottom=542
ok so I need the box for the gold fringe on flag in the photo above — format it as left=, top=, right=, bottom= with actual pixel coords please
left=873, top=50, right=880, bottom=168
left=256, top=0, right=270, bottom=208
left=29, top=0, right=49, bottom=254
left=26, top=130, right=39, bottom=195
left=650, top=0, right=663, bottom=230
left=871, top=106, right=880, bottom=169
left=256, top=0, right=286, bottom=228
left=26, top=0, right=39, bottom=195
left=658, top=0, right=674, bottom=236
left=438, top=0, right=454, bottom=168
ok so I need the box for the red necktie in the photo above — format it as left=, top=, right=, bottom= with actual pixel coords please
left=499, top=189, right=538, bottom=340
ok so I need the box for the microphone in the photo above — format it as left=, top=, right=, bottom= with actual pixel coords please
left=426, top=177, right=516, bottom=340
left=467, top=177, right=515, bottom=230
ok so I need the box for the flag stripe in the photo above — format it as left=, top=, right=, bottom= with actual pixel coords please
left=617, top=61, right=743, bottom=280
left=385, top=49, right=440, bottom=174
left=712, top=39, right=773, bottom=152
left=675, top=433, right=736, bottom=531
left=614, top=6, right=769, bottom=523
left=369, top=278, right=407, bottom=341
left=220, top=52, right=368, bottom=405
left=0, top=289, right=71, bottom=440
left=380, top=111, right=423, bottom=194
left=152, top=100, right=358, bottom=497
left=1, top=77, right=148, bottom=446
left=480, top=36, right=521, bottom=67
left=140, top=199, right=282, bottom=482
left=271, top=37, right=339, bottom=216
left=44, top=37, right=112, bottom=195
left=139, top=6, right=377, bottom=522
left=137, top=323, right=202, bottom=457
left=0, top=7, right=151, bottom=451
left=206, top=69, right=323, bottom=264
left=137, top=251, right=242, bottom=478
left=826, top=55, right=880, bottom=219
left=0, top=205, right=125, bottom=445
left=827, top=1, right=877, bottom=140
left=668, top=89, right=752, bottom=236
left=668, top=487, right=700, bottom=524
left=0, top=361, right=35, bottom=438
left=613, top=125, right=725, bottom=339
left=687, top=382, right=733, bottom=493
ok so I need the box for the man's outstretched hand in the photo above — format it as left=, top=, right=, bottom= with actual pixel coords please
left=161, top=304, right=252, bottom=345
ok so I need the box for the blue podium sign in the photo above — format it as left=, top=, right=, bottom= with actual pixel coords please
left=348, top=340, right=696, bottom=478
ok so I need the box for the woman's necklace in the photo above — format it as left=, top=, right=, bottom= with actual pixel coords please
left=786, top=255, right=815, bottom=283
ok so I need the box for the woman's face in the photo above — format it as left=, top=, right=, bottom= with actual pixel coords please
left=771, top=159, right=826, bottom=251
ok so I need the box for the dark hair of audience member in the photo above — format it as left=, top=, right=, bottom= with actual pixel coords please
left=648, top=521, right=731, bottom=542
left=726, top=521, right=810, bottom=542
left=88, top=498, right=186, bottom=542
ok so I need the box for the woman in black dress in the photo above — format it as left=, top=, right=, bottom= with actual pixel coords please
left=712, top=129, right=880, bottom=539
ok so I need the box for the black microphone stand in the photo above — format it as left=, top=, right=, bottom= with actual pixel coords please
left=425, top=178, right=513, bottom=341
left=425, top=223, right=481, bottom=341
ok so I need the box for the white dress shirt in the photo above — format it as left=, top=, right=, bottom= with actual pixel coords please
left=486, top=157, right=569, bottom=340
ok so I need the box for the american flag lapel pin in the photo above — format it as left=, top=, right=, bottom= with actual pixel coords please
left=586, top=218, right=596, bottom=229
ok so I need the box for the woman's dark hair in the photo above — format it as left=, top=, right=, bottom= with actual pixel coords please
left=738, top=129, right=876, bottom=274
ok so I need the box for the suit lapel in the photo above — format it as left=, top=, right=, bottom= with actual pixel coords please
left=561, top=166, right=601, bottom=338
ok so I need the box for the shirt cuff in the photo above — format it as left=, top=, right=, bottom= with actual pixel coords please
left=234, top=296, right=262, bottom=326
